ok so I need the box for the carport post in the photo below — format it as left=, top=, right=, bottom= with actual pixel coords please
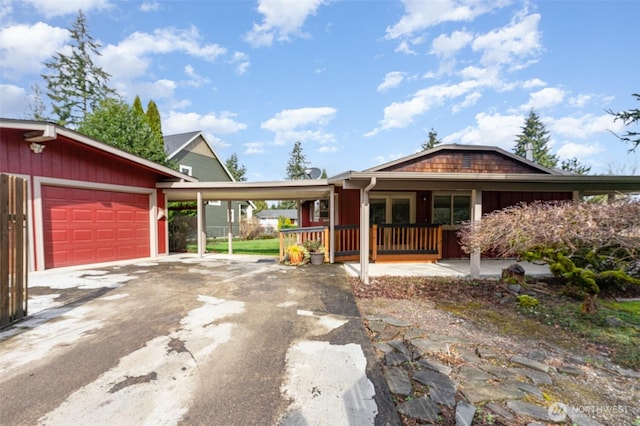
left=197, top=191, right=205, bottom=257
left=227, top=201, right=233, bottom=254
left=329, top=185, right=335, bottom=264
left=470, top=189, right=482, bottom=278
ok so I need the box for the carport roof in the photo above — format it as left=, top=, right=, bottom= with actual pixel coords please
left=157, top=179, right=333, bottom=201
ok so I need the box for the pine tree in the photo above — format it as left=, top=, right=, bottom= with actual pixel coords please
left=42, top=10, right=116, bottom=126
left=146, top=100, right=163, bottom=138
left=286, top=141, right=308, bottom=180
left=225, top=153, right=247, bottom=181
left=26, top=83, right=48, bottom=121
left=561, top=158, right=591, bottom=175
left=513, top=110, right=558, bottom=168
left=421, top=128, right=442, bottom=150
left=321, top=168, right=328, bottom=178
left=132, top=95, right=145, bottom=117
left=607, top=93, right=640, bottom=152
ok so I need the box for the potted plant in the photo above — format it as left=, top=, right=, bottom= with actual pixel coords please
left=286, top=244, right=308, bottom=266
left=303, top=239, right=325, bottom=265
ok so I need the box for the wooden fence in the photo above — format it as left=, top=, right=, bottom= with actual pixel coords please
left=1, top=174, right=28, bottom=327
left=279, top=226, right=329, bottom=262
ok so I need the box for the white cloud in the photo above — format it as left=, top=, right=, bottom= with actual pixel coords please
left=245, top=142, right=266, bottom=155
left=431, top=30, right=473, bottom=57
left=521, top=87, right=566, bottom=110
left=184, top=65, right=210, bottom=87
left=386, top=0, right=510, bottom=39
left=377, top=71, right=406, bottom=92
left=99, top=27, right=226, bottom=85
left=395, top=40, right=417, bottom=55
left=568, top=94, right=592, bottom=108
left=0, top=83, right=27, bottom=118
left=318, top=145, right=338, bottom=153
left=472, top=12, right=542, bottom=68
left=24, top=0, right=111, bottom=17
left=139, top=2, right=160, bottom=12
left=261, top=106, right=337, bottom=145
left=164, top=111, right=247, bottom=136
left=444, top=112, right=523, bottom=150
left=244, top=0, right=329, bottom=47
left=367, top=80, right=482, bottom=135
left=452, top=91, right=481, bottom=113
left=229, top=51, right=250, bottom=75
left=556, top=141, right=604, bottom=160
left=0, top=22, right=68, bottom=79
left=551, top=113, right=623, bottom=139
left=522, top=78, right=546, bottom=89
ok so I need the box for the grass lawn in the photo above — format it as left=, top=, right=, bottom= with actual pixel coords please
left=187, top=238, right=280, bottom=256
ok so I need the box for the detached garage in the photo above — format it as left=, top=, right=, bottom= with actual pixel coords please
left=0, top=119, right=195, bottom=271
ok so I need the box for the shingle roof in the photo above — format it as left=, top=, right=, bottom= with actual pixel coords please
left=163, top=131, right=201, bottom=156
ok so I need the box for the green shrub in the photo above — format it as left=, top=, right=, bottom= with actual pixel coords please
left=517, top=295, right=539, bottom=309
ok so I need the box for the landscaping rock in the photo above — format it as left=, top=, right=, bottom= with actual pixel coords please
left=479, top=365, right=526, bottom=380
left=456, top=346, right=482, bottom=364
left=511, top=368, right=553, bottom=385
left=557, top=366, right=584, bottom=376
left=506, top=400, right=565, bottom=423
left=387, top=340, right=410, bottom=355
left=411, top=338, right=451, bottom=354
left=485, top=402, right=515, bottom=421
left=384, top=367, right=412, bottom=396
left=514, top=382, right=544, bottom=400
left=385, top=351, right=411, bottom=366
left=396, top=396, right=440, bottom=422
left=457, top=365, right=494, bottom=384
left=455, top=400, right=476, bottom=426
left=429, top=386, right=456, bottom=408
left=510, top=355, right=552, bottom=373
left=382, top=316, right=411, bottom=327
left=527, top=350, right=547, bottom=361
left=373, top=342, right=394, bottom=354
left=460, top=382, right=526, bottom=404
left=475, top=347, right=497, bottom=359
left=367, top=319, right=386, bottom=333
left=403, top=327, right=428, bottom=340
left=565, top=406, right=605, bottom=426
left=508, top=284, right=522, bottom=293
left=417, top=358, right=453, bottom=376
left=413, top=369, right=456, bottom=392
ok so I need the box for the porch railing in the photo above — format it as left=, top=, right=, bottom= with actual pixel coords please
left=279, top=223, right=442, bottom=263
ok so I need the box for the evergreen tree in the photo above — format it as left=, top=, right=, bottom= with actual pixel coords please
left=42, top=10, right=116, bottom=126
left=286, top=141, right=308, bottom=180
left=421, top=128, right=442, bottom=151
left=225, top=153, right=247, bottom=181
left=561, top=157, right=591, bottom=175
left=321, top=168, right=328, bottom=178
left=78, top=98, right=170, bottom=166
left=26, top=83, right=48, bottom=121
left=132, top=95, right=145, bottom=117
left=607, top=93, right=640, bottom=152
left=146, top=100, right=163, bottom=139
left=513, top=110, right=558, bottom=168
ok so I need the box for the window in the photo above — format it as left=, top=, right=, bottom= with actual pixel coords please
left=179, top=165, right=192, bottom=176
left=311, top=199, right=330, bottom=222
left=369, top=192, right=415, bottom=224
left=433, top=194, right=470, bottom=227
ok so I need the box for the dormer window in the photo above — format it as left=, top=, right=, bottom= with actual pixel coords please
left=180, top=165, right=192, bottom=176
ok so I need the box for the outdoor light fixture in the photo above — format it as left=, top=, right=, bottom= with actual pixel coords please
left=29, top=142, right=45, bottom=154
left=24, top=123, right=57, bottom=154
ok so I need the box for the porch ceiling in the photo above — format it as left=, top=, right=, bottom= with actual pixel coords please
left=330, top=171, right=640, bottom=195
left=157, top=180, right=332, bottom=201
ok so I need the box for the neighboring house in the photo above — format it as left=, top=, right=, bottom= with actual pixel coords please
left=0, top=119, right=196, bottom=271
left=255, top=209, right=298, bottom=233
left=164, top=131, right=253, bottom=237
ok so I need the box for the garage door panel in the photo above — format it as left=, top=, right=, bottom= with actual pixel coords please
left=42, top=186, right=150, bottom=268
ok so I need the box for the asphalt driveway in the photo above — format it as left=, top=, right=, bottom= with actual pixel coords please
left=0, top=255, right=399, bottom=426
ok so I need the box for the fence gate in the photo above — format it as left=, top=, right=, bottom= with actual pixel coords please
left=0, top=173, right=28, bottom=327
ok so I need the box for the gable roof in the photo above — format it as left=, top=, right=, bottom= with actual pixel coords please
left=256, top=209, right=298, bottom=220
left=1, top=118, right=196, bottom=182
left=366, top=144, right=565, bottom=175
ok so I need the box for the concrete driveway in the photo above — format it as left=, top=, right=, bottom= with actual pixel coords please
left=0, top=255, right=399, bottom=426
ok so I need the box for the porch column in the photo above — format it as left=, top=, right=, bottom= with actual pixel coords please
left=329, top=185, right=335, bottom=264
left=360, top=177, right=376, bottom=284
left=470, top=189, right=482, bottom=278
left=227, top=201, right=233, bottom=255
left=197, top=191, right=205, bottom=257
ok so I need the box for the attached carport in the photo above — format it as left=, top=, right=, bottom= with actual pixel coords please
left=156, top=180, right=335, bottom=259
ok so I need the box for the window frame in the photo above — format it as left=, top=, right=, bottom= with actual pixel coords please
left=432, top=192, right=471, bottom=229
left=369, top=192, right=416, bottom=224
left=179, top=164, right=193, bottom=176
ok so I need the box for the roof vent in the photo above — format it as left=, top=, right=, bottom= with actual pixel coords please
left=462, top=154, right=471, bottom=169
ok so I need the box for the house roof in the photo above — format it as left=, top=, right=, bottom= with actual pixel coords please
left=256, top=209, right=298, bottom=220
left=1, top=118, right=197, bottom=182
left=366, top=144, right=565, bottom=175
left=164, top=131, right=201, bottom=156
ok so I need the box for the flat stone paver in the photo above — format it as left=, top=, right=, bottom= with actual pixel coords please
left=396, top=396, right=440, bottom=422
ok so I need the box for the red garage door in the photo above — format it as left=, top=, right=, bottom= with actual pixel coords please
left=42, top=186, right=150, bottom=269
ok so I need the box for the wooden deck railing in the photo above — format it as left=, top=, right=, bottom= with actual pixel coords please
left=279, top=223, right=442, bottom=263
left=1, top=174, right=28, bottom=327
left=279, top=226, right=329, bottom=262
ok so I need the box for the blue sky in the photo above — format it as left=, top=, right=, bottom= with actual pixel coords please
left=1, top=0, right=638, bottom=180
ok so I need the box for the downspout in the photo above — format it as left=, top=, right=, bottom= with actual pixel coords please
left=360, top=177, right=376, bottom=284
